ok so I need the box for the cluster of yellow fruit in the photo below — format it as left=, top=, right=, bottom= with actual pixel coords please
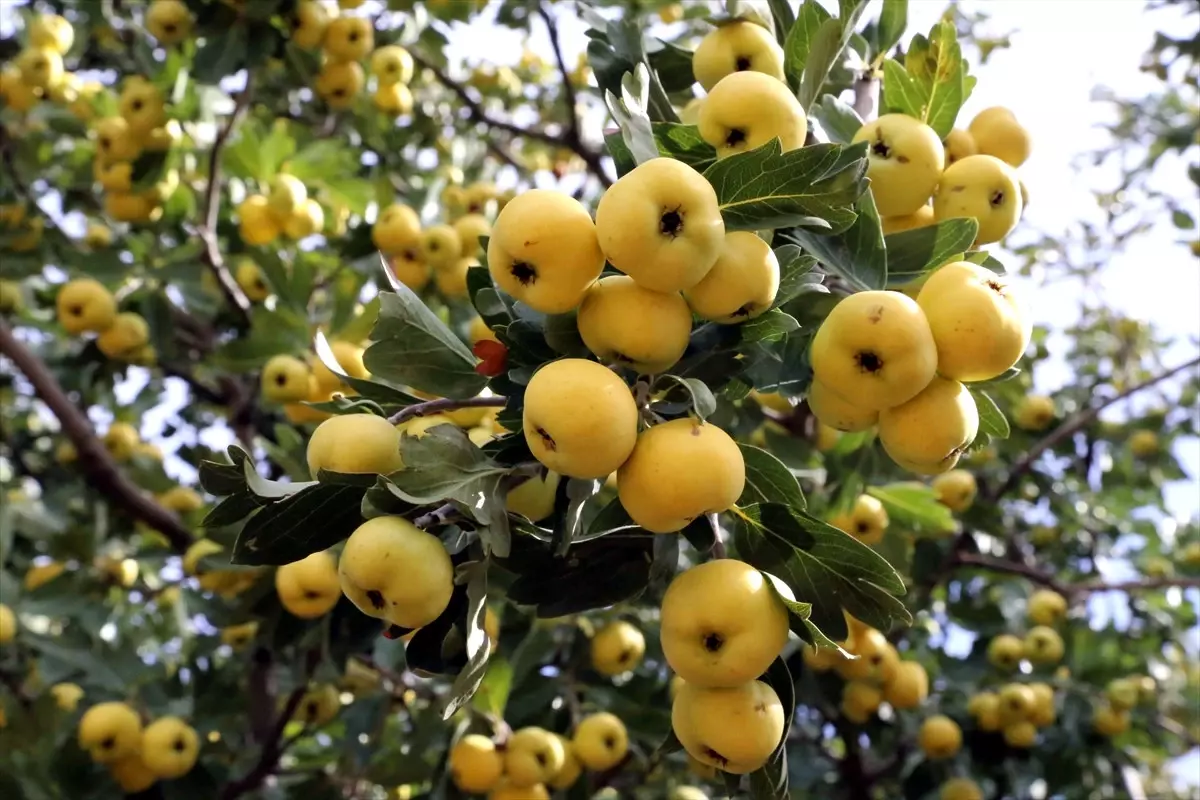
left=448, top=712, right=629, bottom=797
left=1, top=13, right=94, bottom=116
left=658, top=560, right=789, bottom=774
left=804, top=615, right=930, bottom=720
left=53, top=278, right=155, bottom=363
left=372, top=193, right=493, bottom=299
left=808, top=259, right=1031, bottom=475
left=77, top=703, right=200, bottom=793
left=1092, top=674, right=1155, bottom=737
left=236, top=173, right=326, bottom=247
left=91, top=75, right=182, bottom=224
left=967, top=681, right=1057, bottom=748
left=987, top=588, right=1069, bottom=671
left=260, top=338, right=367, bottom=418
left=0, top=203, right=45, bottom=254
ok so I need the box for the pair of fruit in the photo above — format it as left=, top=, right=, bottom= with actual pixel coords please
left=661, top=560, right=790, bottom=775
left=968, top=682, right=1056, bottom=746
left=520, top=358, right=745, bottom=533
left=54, top=278, right=154, bottom=361
left=809, top=262, right=1030, bottom=474
left=987, top=626, right=1065, bottom=670
left=368, top=44, right=416, bottom=115
left=12, top=14, right=73, bottom=96
left=78, top=703, right=200, bottom=792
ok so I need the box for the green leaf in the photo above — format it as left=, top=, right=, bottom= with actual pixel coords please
left=726, top=0, right=776, bottom=37
left=364, top=288, right=487, bottom=400
left=884, top=218, right=978, bottom=285
left=739, top=309, right=800, bottom=342
left=210, top=306, right=311, bottom=372
left=730, top=503, right=910, bottom=640
left=192, top=25, right=249, bottom=84
left=705, top=140, right=868, bottom=233
left=879, top=21, right=974, bottom=138
left=812, top=94, right=864, bottom=143
left=25, top=634, right=126, bottom=692
left=786, top=190, right=887, bottom=290
left=738, top=443, right=806, bottom=509
left=783, top=0, right=832, bottom=90
left=604, top=65, right=659, bottom=166
left=660, top=375, right=717, bottom=421
left=231, top=484, right=367, bottom=566
left=748, top=656, right=793, bottom=799
left=876, top=0, right=908, bottom=55
left=471, top=656, right=514, bottom=719
left=502, top=536, right=653, bottom=617
left=605, top=122, right=718, bottom=177
left=442, top=562, right=492, bottom=720
left=797, top=0, right=871, bottom=111
left=771, top=248, right=823, bottom=309
left=866, top=482, right=956, bottom=534
left=970, top=387, right=1011, bottom=439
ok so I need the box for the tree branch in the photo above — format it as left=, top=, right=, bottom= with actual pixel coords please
left=952, top=552, right=1200, bottom=595
left=852, top=72, right=878, bottom=120
left=989, top=354, right=1200, bottom=502
left=198, top=74, right=256, bottom=325
left=0, top=319, right=193, bottom=552
left=388, top=395, right=508, bottom=426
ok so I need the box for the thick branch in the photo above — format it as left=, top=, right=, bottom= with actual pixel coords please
left=388, top=395, right=508, bottom=426
left=198, top=74, right=256, bottom=324
left=0, top=319, right=193, bottom=551
left=952, top=552, right=1200, bottom=595
left=989, top=354, right=1200, bottom=501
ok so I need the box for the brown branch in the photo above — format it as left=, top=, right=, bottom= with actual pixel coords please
left=198, top=74, right=256, bottom=325
left=952, top=552, right=1200, bottom=595
left=388, top=395, right=508, bottom=425
left=0, top=319, right=193, bottom=552
left=989, top=354, right=1200, bottom=501
left=851, top=72, right=877, bottom=120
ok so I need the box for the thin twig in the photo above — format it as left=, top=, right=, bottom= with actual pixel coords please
left=388, top=395, right=508, bottom=426
left=198, top=74, right=256, bottom=324
left=0, top=319, right=193, bottom=551
left=413, top=502, right=460, bottom=529
left=989, top=355, right=1200, bottom=501
left=952, top=552, right=1200, bottom=595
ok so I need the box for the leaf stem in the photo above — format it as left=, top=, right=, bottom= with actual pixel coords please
left=388, top=395, right=508, bottom=426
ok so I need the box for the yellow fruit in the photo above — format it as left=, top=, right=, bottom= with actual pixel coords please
left=618, top=418, right=745, bottom=534
left=371, top=45, right=414, bottom=85
left=420, top=223, right=462, bottom=268
left=691, top=20, right=785, bottom=92
left=324, top=16, right=375, bottom=63
left=1106, top=678, right=1139, bottom=712
left=836, top=627, right=898, bottom=684
left=679, top=97, right=705, bottom=125
left=291, top=0, right=331, bottom=49
left=96, top=312, right=149, bottom=359
left=434, top=256, right=474, bottom=298
left=96, top=160, right=133, bottom=192
left=697, top=70, right=806, bottom=159
left=373, top=203, right=422, bottom=255
left=684, top=231, right=780, bottom=323
left=810, top=290, right=937, bottom=412
left=51, top=682, right=84, bottom=712
left=968, top=107, right=1031, bottom=168
left=488, top=781, right=550, bottom=800
left=296, top=684, right=341, bottom=726
left=24, top=561, right=66, bottom=591
left=0, top=604, right=16, bottom=644
left=284, top=198, right=325, bottom=239
left=110, top=754, right=158, bottom=793
left=832, top=494, right=889, bottom=546
left=307, top=414, right=403, bottom=478
left=1130, top=430, right=1159, bottom=458
left=220, top=621, right=258, bottom=648
left=29, top=14, right=74, bottom=54
left=390, top=250, right=430, bottom=291
left=484, top=606, right=500, bottom=645
left=505, top=471, right=561, bottom=522
left=261, top=355, right=312, bottom=402
left=940, top=777, right=983, bottom=800
left=147, top=0, right=193, bottom=43
left=815, top=423, right=840, bottom=452
left=238, top=195, right=281, bottom=246
left=997, top=683, right=1035, bottom=724
left=469, top=315, right=498, bottom=345
left=315, top=60, right=364, bottom=109
left=522, top=359, right=637, bottom=480
left=118, top=80, right=167, bottom=136
left=105, top=191, right=162, bottom=224
left=103, top=422, right=140, bottom=461
left=1023, top=626, right=1064, bottom=667
left=79, top=702, right=143, bottom=763
left=451, top=214, right=490, bottom=260
left=16, top=46, right=64, bottom=90
left=842, top=680, right=883, bottom=722
left=933, top=155, right=1023, bottom=246
left=56, top=278, right=117, bottom=335
left=660, top=559, right=790, bottom=687
left=487, top=189, right=604, bottom=314
left=1028, top=682, right=1056, bottom=727
left=276, top=551, right=341, bottom=619
left=572, top=712, right=628, bottom=770
left=547, top=734, right=582, bottom=789
left=504, top=727, right=565, bottom=788
left=852, top=115, right=945, bottom=217
left=987, top=633, right=1024, bottom=671
left=918, top=715, right=962, bottom=759
left=943, top=127, right=977, bottom=167
left=312, top=340, right=369, bottom=392
left=916, top=260, right=1031, bottom=382
left=464, top=181, right=495, bottom=214
left=590, top=620, right=645, bottom=677
left=883, top=660, right=929, bottom=709
left=595, top=158, right=724, bottom=293
left=158, top=486, right=203, bottom=513
left=806, top=379, right=879, bottom=432
left=141, top=717, right=199, bottom=779
left=672, top=679, right=784, bottom=775
left=932, top=469, right=977, bottom=512
left=0, top=279, right=21, bottom=313
left=1014, top=394, right=1055, bottom=431
left=339, top=516, right=453, bottom=629
left=449, top=734, right=503, bottom=793
left=1092, top=703, right=1129, bottom=736
left=576, top=275, right=693, bottom=374
left=968, top=691, right=1002, bottom=731
left=879, top=377, right=978, bottom=474
left=267, top=174, right=307, bottom=219
left=881, top=205, right=936, bottom=235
